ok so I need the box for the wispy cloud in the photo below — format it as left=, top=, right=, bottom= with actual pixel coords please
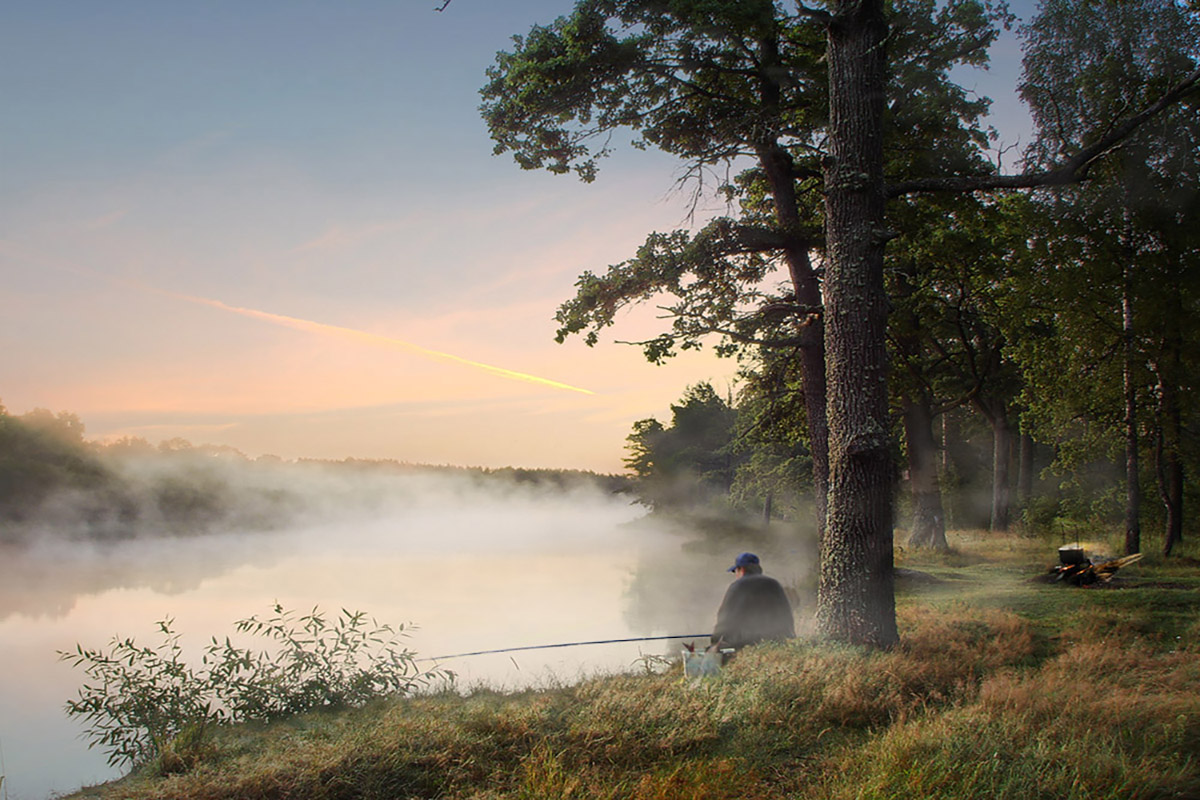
left=288, top=221, right=404, bottom=254
left=94, top=421, right=240, bottom=441
left=84, top=210, right=129, bottom=231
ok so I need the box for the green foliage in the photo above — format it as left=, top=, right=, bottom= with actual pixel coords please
left=553, top=221, right=795, bottom=361
left=623, top=383, right=742, bottom=509
left=885, top=194, right=1025, bottom=410
left=1002, top=0, right=1200, bottom=543
left=59, top=618, right=218, bottom=771
left=486, top=0, right=1008, bottom=365
left=484, top=0, right=1016, bottom=561
left=482, top=0, right=823, bottom=182
left=0, top=404, right=302, bottom=540
left=1020, top=0, right=1200, bottom=168
left=208, top=605, right=446, bottom=721
left=729, top=351, right=814, bottom=518
left=59, top=605, right=450, bottom=771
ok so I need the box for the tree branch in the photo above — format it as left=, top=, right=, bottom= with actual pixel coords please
left=793, top=2, right=833, bottom=24
left=886, top=65, right=1200, bottom=198
left=667, top=305, right=824, bottom=349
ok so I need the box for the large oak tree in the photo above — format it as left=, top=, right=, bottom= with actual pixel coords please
left=479, top=0, right=1200, bottom=646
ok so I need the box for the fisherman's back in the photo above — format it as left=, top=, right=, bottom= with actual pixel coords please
left=712, top=572, right=794, bottom=649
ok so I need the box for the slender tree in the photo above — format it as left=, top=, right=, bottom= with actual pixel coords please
left=1013, top=0, right=1200, bottom=555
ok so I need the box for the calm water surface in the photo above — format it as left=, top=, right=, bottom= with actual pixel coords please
left=0, top=480, right=736, bottom=799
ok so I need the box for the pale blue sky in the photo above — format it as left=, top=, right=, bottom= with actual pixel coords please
left=0, top=0, right=1036, bottom=470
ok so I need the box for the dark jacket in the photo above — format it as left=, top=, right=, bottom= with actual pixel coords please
left=712, top=573, right=795, bottom=649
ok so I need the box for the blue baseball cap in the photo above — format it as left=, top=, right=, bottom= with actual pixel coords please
left=728, top=552, right=760, bottom=572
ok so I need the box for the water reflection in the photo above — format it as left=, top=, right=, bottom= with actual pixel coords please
left=0, top=532, right=292, bottom=622
left=0, top=480, right=812, bottom=800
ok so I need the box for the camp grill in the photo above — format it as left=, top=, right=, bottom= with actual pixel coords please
left=1057, top=544, right=1087, bottom=565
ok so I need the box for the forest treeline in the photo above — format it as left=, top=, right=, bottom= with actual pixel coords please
left=630, top=366, right=1195, bottom=556
left=0, top=401, right=628, bottom=544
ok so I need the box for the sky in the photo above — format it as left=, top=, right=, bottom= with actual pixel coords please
left=0, top=0, right=1036, bottom=473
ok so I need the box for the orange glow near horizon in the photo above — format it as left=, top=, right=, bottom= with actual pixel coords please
left=154, top=289, right=596, bottom=396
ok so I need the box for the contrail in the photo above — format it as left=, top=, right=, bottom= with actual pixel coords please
left=161, top=290, right=595, bottom=395
left=0, top=240, right=593, bottom=394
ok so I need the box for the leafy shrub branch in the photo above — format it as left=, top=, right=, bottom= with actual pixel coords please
left=59, top=604, right=452, bottom=771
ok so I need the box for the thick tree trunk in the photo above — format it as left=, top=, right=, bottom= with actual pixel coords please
left=816, top=0, right=898, bottom=648
left=941, top=409, right=959, bottom=529
left=1018, top=430, right=1034, bottom=509
left=1162, top=455, right=1184, bottom=556
left=904, top=397, right=948, bottom=550
left=941, top=408, right=954, bottom=475
left=1157, top=427, right=1185, bottom=556
left=989, top=405, right=1012, bottom=532
left=1123, top=270, right=1141, bottom=556
left=1157, top=339, right=1184, bottom=556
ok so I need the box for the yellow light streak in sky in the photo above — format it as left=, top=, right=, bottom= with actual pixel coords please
left=164, top=290, right=595, bottom=396
left=0, top=241, right=595, bottom=397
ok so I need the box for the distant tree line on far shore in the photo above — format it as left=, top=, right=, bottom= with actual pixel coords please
left=0, top=400, right=629, bottom=544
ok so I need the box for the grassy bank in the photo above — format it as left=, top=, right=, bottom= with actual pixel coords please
left=67, top=531, right=1200, bottom=800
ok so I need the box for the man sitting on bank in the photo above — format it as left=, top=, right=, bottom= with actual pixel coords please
left=712, top=552, right=795, bottom=650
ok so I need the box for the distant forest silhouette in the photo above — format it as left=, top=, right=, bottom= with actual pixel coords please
left=0, top=401, right=628, bottom=544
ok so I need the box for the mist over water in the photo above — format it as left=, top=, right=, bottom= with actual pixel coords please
left=0, top=465, right=811, bottom=800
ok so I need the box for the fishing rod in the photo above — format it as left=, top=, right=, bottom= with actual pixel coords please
left=420, top=633, right=711, bottom=662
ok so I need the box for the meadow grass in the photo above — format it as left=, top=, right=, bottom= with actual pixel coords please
left=66, top=531, right=1200, bottom=799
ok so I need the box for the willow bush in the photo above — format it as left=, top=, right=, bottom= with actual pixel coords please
left=59, top=604, right=451, bottom=771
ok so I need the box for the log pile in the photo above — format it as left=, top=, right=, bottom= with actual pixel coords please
left=1049, top=552, right=1144, bottom=585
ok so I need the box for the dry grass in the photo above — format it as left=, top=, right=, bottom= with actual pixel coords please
left=816, top=635, right=1200, bottom=800
left=67, top=532, right=1200, bottom=800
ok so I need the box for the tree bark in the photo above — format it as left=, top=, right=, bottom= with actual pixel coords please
left=989, top=404, right=1012, bottom=533
left=1157, top=422, right=1184, bottom=556
left=758, top=142, right=829, bottom=538
left=1156, top=315, right=1184, bottom=557
left=816, top=0, right=898, bottom=648
left=1123, top=265, right=1141, bottom=556
left=941, top=408, right=954, bottom=477
left=1161, top=449, right=1184, bottom=557
left=755, top=30, right=829, bottom=540
left=903, top=397, right=948, bottom=550
left=1018, top=430, right=1034, bottom=509
left=941, top=408, right=960, bottom=529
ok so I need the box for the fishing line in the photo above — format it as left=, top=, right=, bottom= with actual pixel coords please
left=420, top=633, right=711, bottom=662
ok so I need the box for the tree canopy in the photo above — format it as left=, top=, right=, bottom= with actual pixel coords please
left=482, top=0, right=1200, bottom=646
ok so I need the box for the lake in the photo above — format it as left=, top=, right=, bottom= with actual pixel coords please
left=0, top=474, right=770, bottom=800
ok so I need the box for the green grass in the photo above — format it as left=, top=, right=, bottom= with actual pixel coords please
left=66, top=532, right=1200, bottom=800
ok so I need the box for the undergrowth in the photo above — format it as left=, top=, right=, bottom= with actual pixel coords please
left=59, top=604, right=451, bottom=773
left=64, top=533, right=1200, bottom=800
